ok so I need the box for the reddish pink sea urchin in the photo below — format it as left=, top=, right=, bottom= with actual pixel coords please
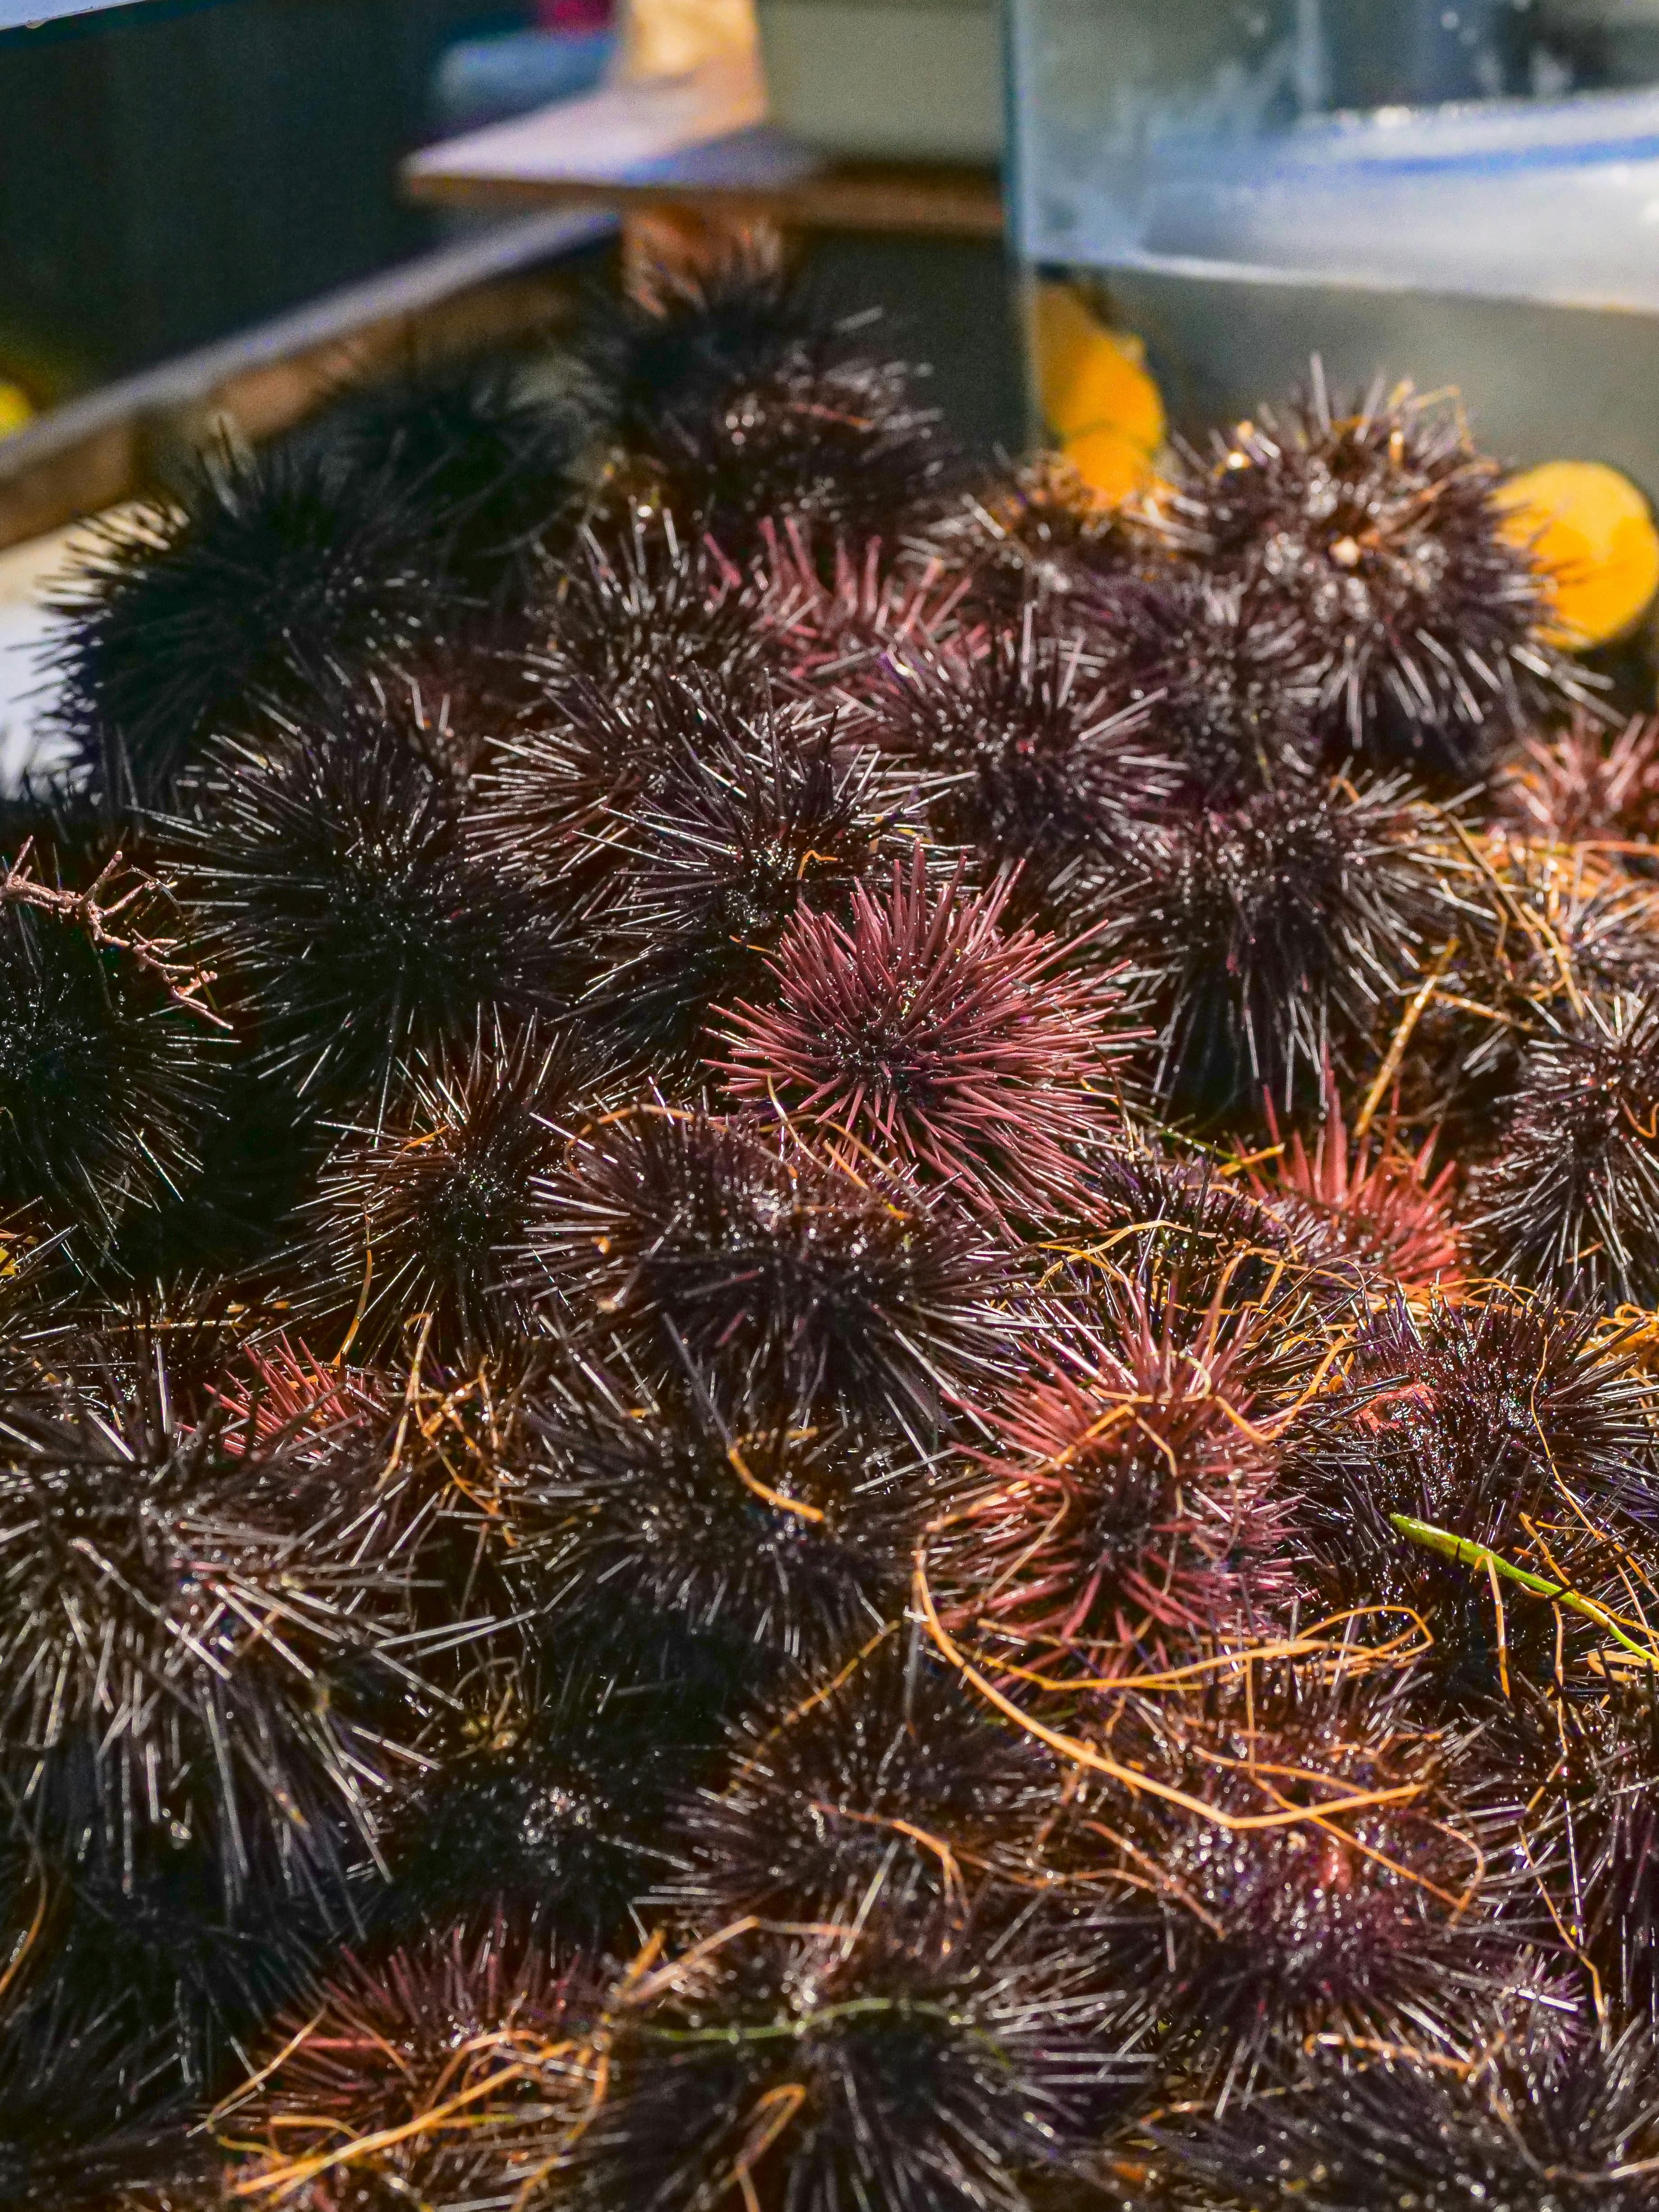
left=1249, top=1072, right=1461, bottom=1292
left=713, top=848, right=1135, bottom=1221
left=932, top=1294, right=1289, bottom=1673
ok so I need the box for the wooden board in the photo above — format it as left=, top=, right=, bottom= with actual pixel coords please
left=402, top=55, right=1004, bottom=239
left=0, top=205, right=610, bottom=553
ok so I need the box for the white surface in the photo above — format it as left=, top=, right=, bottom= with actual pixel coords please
left=0, top=516, right=104, bottom=796
left=0, top=603, right=71, bottom=794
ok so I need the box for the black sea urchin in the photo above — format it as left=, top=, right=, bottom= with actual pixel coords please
left=1077, top=1668, right=1522, bottom=2094
left=1084, top=567, right=1328, bottom=802
left=526, top=1109, right=1011, bottom=1440
left=544, top=512, right=772, bottom=705
left=1157, top=366, right=1578, bottom=775
left=1288, top=1295, right=1654, bottom=1705
left=671, top=1629, right=1058, bottom=1924
left=1061, top=1146, right=1342, bottom=1404
left=0, top=886, right=222, bottom=1254
left=580, top=693, right=907, bottom=1053
left=289, top=1024, right=607, bottom=1364
left=1469, top=990, right=1659, bottom=1310
left=1163, top=2025, right=1659, bottom=2212
left=374, top=1650, right=692, bottom=1950
left=500, top=1354, right=924, bottom=1675
left=0, top=1984, right=191, bottom=2212
left=50, top=440, right=455, bottom=811
left=171, top=705, right=575, bottom=1114
left=1531, top=1680, right=1659, bottom=2031
left=583, top=1906, right=1135, bottom=2212
left=919, top=451, right=1151, bottom=614
left=470, top=669, right=729, bottom=893
left=591, top=248, right=953, bottom=558
left=0, top=1338, right=446, bottom=1904
left=310, top=349, right=582, bottom=613
left=1104, top=771, right=1454, bottom=1120
left=862, top=606, right=1176, bottom=915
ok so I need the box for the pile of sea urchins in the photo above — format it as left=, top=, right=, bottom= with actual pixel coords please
left=0, top=249, right=1655, bottom=2212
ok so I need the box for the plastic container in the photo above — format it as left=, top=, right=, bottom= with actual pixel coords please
left=1007, top=0, right=1659, bottom=484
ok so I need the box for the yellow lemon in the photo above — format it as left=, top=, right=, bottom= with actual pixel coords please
left=1032, top=281, right=1165, bottom=458
left=0, top=381, right=32, bottom=439
left=1060, top=425, right=1160, bottom=509
left=1497, top=459, right=1659, bottom=648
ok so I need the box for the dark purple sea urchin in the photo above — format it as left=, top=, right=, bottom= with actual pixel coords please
left=1469, top=989, right=1659, bottom=1309
left=525, top=1107, right=1013, bottom=1441
left=289, top=1024, right=607, bottom=1364
left=169, top=703, right=576, bottom=1115
left=590, top=247, right=953, bottom=560
left=1157, top=366, right=1579, bottom=777
left=582, top=1905, right=1134, bottom=2212
left=1103, top=770, right=1458, bottom=1120
left=861, top=606, right=1178, bottom=915
left=0, top=1338, right=448, bottom=1906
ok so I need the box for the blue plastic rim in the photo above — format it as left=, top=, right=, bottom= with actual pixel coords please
left=0, top=0, right=144, bottom=23
left=0, top=0, right=237, bottom=29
